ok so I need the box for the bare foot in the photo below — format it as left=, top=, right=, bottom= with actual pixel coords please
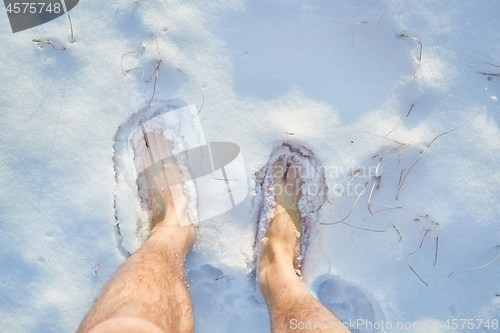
left=258, top=159, right=304, bottom=287
left=142, top=133, right=196, bottom=257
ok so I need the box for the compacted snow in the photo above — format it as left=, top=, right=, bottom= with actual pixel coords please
left=1, top=1, right=499, bottom=332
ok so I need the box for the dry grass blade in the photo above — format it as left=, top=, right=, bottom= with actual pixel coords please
left=125, top=68, right=145, bottom=78
left=148, top=66, right=159, bottom=107
left=373, top=143, right=410, bottom=159
left=147, top=34, right=162, bottom=107
left=350, top=207, right=404, bottom=245
left=401, top=34, right=423, bottom=61
left=367, top=179, right=378, bottom=216
left=397, top=107, right=483, bottom=195
left=398, top=229, right=431, bottom=260
left=475, top=62, right=500, bottom=76
left=407, top=263, right=428, bottom=286
left=321, top=182, right=368, bottom=225
left=397, top=153, right=425, bottom=197
left=370, top=201, right=428, bottom=219
left=434, top=237, right=439, bottom=265
left=355, top=129, right=408, bottom=146
left=394, top=224, right=403, bottom=241
left=415, top=219, right=439, bottom=232
left=177, top=68, right=205, bottom=115
left=425, top=107, right=482, bottom=148
left=342, top=217, right=417, bottom=233
left=478, top=72, right=500, bottom=77
left=327, top=176, right=352, bottom=204
left=32, top=39, right=66, bottom=50
left=147, top=62, right=161, bottom=82
left=437, top=272, right=453, bottom=284
left=67, top=0, right=75, bottom=43
left=375, top=158, right=382, bottom=175
left=470, top=252, right=500, bottom=270
left=121, top=45, right=145, bottom=75
left=385, top=104, right=414, bottom=138
left=349, top=170, right=362, bottom=184
left=349, top=21, right=367, bottom=46
left=470, top=62, right=500, bottom=68
left=368, top=201, right=402, bottom=210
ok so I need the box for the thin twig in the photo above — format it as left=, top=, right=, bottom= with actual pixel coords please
left=437, top=272, right=453, bottom=284
left=434, top=237, right=439, bottom=266
left=121, top=45, right=145, bottom=75
left=125, top=68, right=145, bottom=78
left=349, top=21, right=367, bottom=47
left=385, top=104, right=415, bottom=138
left=341, top=217, right=417, bottom=233
left=368, top=201, right=402, bottom=210
left=177, top=68, right=205, bottom=115
left=354, top=129, right=408, bottom=146
left=67, top=0, right=74, bottom=43
left=147, top=34, right=162, bottom=107
left=401, top=34, right=423, bottom=61
left=394, top=224, right=403, bottom=241
left=350, top=206, right=404, bottom=245
left=470, top=61, right=500, bottom=68
left=321, top=182, right=368, bottom=225
left=478, top=72, right=500, bottom=77
left=373, top=143, right=410, bottom=159
left=349, top=170, right=362, bottom=184
left=327, top=176, right=351, bottom=203
left=471, top=252, right=500, bottom=270
left=471, top=62, right=500, bottom=76
left=370, top=201, right=428, bottom=219
left=397, top=106, right=483, bottom=195
left=407, top=263, right=428, bottom=286
left=367, top=179, right=377, bottom=216
left=375, top=158, right=382, bottom=175
left=397, top=169, right=404, bottom=188
left=147, top=61, right=161, bottom=82
left=398, top=229, right=431, bottom=260
left=414, top=219, right=437, bottom=232
left=32, top=39, right=66, bottom=50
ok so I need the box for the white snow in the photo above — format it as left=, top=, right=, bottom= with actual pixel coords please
left=1, top=1, right=499, bottom=332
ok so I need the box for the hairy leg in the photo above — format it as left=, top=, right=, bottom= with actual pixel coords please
left=77, top=158, right=195, bottom=333
left=259, top=163, right=350, bottom=333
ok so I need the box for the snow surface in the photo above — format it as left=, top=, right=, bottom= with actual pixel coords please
left=1, top=1, right=500, bottom=332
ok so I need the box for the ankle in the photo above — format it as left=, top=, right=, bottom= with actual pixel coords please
left=258, top=260, right=303, bottom=301
left=148, top=223, right=196, bottom=258
left=258, top=243, right=299, bottom=286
